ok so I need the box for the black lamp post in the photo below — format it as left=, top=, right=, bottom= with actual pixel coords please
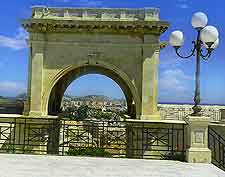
left=169, top=12, right=219, bottom=116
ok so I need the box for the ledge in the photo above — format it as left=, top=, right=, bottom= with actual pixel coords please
left=21, top=19, right=169, bottom=35
left=0, top=114, right=58, bottom=119
left=0, top=114, right=23, bottom=118
left=126, top=119, right=186, bottom=124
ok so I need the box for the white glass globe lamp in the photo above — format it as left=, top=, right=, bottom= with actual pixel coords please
left=200, top=26, right=219, bottom=47
left=204, top=38, right=219, bottom=49
left=169, top=30, right=184, bottom=48
left=191, top=12, right=208, bottom=29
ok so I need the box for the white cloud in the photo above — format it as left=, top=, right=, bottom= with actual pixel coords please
left=60, top=0, right=71, bottom=2
left=161, top=69, right=192, bottom=81
left=159, top=48, right=185, bottom=69
left=0, top=81, right=26, bottom=96
left=56, top=0, right=103, bottom=7
left=177, top=0, right=188, bottom=3
left=0, top=27, right=28, bottom=50
left=177, top=0, right=189, bottom=9
left=159, top=68, right=193, bottom=102
left=159, top=56, right=181, bottom=69
left=178, top=4, right=189, bottom=9
left=82, top=0, right=103, bottom=7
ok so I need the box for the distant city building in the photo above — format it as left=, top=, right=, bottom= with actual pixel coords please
left=62, top=95, right=127, bottom=114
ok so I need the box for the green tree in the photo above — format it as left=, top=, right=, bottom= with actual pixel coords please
left=77, top=105, right=89, bottom=120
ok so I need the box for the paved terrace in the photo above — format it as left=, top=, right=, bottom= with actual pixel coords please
left=0, top=154, right=224, bottom=177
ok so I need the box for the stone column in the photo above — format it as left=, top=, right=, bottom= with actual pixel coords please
left=28, top=40, right=45, bottom=116
left=185, top=116, right=211, bottom=163
left=140, top=46, right=160, bottom=120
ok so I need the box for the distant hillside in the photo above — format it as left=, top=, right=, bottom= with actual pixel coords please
left=63, top=95, right=125, bottom=103
left=0, top=96, right=24, bottom=104
left=16, top=93, right=27, bottom=100
left=76, top=95, right=111, bottom=101
left=0, top=97, right=15, bottom=104
left=0, top=96, right=24, bottom=114
left=0, top=93, right=27, bottom=102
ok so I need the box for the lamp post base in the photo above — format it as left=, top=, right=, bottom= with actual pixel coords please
left=191, top=105, right=202, bottom=116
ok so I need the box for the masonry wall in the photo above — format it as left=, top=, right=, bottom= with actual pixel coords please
left=158, top=104, right=225, bottom=121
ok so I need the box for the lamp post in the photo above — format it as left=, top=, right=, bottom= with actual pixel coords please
left=169, top=12, right=219, bottom=116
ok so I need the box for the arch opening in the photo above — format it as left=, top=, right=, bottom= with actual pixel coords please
left=47, top=65, right=138, bottom=118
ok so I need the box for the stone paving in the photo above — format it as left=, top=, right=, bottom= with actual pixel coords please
left=0, top=154, right=224, bottom=177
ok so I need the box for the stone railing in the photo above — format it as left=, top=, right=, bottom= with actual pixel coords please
left=31, top=6, right=159, bottom=21
left=158, top=104, right=225, bottom=122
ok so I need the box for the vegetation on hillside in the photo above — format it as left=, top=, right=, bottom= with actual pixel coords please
left=63, top=94, right=126, bottom=104
left=62, top=105, right=125, bottom=121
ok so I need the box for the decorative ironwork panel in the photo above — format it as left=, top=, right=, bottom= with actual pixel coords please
left=208, top=127, right=225, bottom=171
left=126, top=122, right=186, bottom=160
left=59, top=120, right=127, bottom=157
left=0, top=117, right=186, bottom=161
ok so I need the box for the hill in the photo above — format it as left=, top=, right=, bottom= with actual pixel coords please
left=63, top=95, right=125, bottom=103
left=0, top=96, right=24, bottom=114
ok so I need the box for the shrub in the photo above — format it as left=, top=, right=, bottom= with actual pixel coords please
left=162, top=152, right=185, bottom=161
left=66, top=147, right=112, bottom=157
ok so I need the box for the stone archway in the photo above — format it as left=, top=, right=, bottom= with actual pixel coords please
left=46, top=63, right=140, bottom=117
left=22, top=7, right=169, bottom=120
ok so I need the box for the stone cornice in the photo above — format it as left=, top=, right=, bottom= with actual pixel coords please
left=22, top=7, right=169, bottom=35
left=21, top=19, right=169, bottom=35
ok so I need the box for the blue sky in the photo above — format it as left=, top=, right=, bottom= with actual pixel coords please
left=0, top=0, right=224, bottom=104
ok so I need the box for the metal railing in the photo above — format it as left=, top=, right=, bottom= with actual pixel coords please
left=208, top=127, right=225, bottom=170
left=0, top=117, right=57, bottom=154
left=0, top=117, right=187, bottom=161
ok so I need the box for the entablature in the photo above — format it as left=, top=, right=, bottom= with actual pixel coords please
left=22, top=7, right=169, bottom=35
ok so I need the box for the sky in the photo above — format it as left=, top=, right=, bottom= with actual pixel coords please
left=0, top=0, right=224, bottom=104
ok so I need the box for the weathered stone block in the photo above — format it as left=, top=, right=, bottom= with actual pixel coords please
left=186, top=147, right=211, bottom=163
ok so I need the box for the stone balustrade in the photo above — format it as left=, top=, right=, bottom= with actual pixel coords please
left=31, top=6, right=159, bottom=21
left=158, top=104, right=225, bottom=122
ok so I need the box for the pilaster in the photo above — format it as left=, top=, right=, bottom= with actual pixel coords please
left=29, top=39, right=45, bottom=116
left=23, top=40, right=31, bottom=116
left=140, top=46, right=160, bottom=120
